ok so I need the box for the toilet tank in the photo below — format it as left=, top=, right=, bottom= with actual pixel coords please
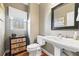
left=37, top=35, right=45, bottom=46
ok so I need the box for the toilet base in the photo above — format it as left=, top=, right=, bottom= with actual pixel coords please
left=29, top=49, right=41, bottom=56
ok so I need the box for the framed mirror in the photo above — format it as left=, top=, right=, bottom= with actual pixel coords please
left=51, top=3, right=79, bottom=30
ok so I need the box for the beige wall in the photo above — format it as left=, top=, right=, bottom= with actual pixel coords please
left=28, top=4, right=39, bottom=43
left=39, top=3, right=79, bottom=55
left=0, top=4, right=5, bottom=55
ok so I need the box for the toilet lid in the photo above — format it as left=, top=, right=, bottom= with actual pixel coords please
left=27, top=43, right=40, bottom=49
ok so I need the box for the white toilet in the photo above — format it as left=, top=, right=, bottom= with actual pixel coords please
left=27, top=35, right=45, bottom=56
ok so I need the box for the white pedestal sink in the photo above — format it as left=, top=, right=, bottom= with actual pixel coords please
left=39, top=35, right=79, bottom=56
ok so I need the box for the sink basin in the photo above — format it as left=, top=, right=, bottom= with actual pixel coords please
left=38, top=36, right=79, bottom=56
left=43, top=36, right=79, bottom=52
left=38, top=35, right=79, bottom=56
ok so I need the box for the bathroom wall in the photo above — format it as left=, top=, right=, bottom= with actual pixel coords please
left=28, top=4, right=39, bottom=43
left=0, top=4, right=5, bottom=55
left=39, top=3, right=79, bottom=55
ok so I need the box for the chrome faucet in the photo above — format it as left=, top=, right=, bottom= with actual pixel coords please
left=57, top=33, right=65, bottom=37
left=57, top=33, right=62, bottom=37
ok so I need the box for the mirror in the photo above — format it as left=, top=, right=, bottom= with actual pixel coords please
left=51, top=3, right=79, bottom=30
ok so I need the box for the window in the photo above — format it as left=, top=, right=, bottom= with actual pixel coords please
left=9, top=7, right=27, bottom=30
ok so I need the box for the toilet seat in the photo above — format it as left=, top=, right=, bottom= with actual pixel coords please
left=27, top=35, right=46, bottom=56
left=27, top=43, right=41, bottom=52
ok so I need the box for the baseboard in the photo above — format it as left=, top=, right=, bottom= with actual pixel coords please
left=42, top=48, right=53, bottom=56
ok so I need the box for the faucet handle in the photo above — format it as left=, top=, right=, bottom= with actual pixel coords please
left=57, top=33, right=65, bottom=38
left=57, top=33, right=62, bottom=37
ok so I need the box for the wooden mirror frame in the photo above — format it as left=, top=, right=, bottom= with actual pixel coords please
left=51, top=3, right=79, bottom=30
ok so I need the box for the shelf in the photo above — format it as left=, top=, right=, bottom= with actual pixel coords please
left=15, top=51, right=29, bottom=56
left=11, top=46, right=26, bottom=54
left=11, top=50, right=27, bottom=56
left=11, top=41, right=26, bottom=45
left=11, top=45, right=26, bottom=49
left=10, top=36, right=26, bottom=39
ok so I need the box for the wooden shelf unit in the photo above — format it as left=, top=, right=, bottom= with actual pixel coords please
left=10, top=36, right=27, bottom=56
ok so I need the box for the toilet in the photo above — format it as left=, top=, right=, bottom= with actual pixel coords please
left=27, top=35, right=45, bottom=56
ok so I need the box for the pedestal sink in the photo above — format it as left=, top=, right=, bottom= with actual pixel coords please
left=40, top=36, right=79, bottom=56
